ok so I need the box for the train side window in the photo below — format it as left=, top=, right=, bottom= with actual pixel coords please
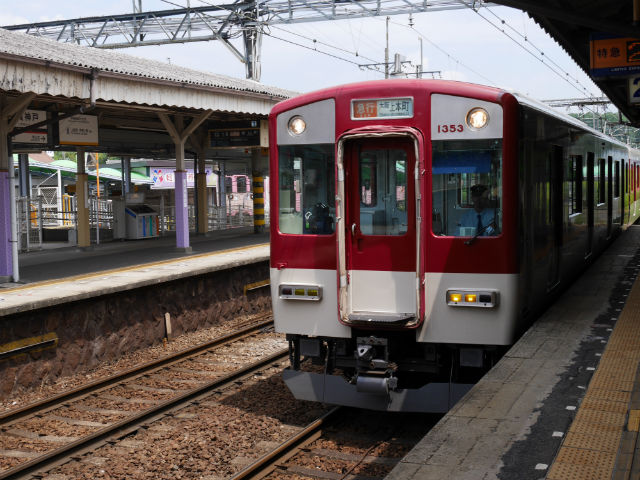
left=431, top=138, right=502, bottom=237
left=598, top=158, right=606, bottom=204
left=278, top=144, right=335, bottom=235
left=569, top=155, right=583, bottom=214
left=614, top=160, right=620, bottom=198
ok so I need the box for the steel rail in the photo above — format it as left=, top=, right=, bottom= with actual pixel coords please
left=230, top=406, right=342, bottom=480
left=0, top=348, right=289, bottom=480
left=0, top=315, right=272, bottom=426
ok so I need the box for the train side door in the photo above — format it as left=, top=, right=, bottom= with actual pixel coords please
left=342, top=137, right=417, bottom=324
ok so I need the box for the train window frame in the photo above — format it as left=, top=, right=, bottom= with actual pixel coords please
left=614, top=159, right=620, bottom=199
left=569, top=155, right=583, bottom=216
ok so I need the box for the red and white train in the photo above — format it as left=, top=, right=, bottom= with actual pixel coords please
left=269, top=79, right=640, bottom=412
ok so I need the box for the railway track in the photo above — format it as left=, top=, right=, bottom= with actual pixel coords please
left=0, top=316, right=286, bottom=479
left=234, top=407, right=437, bottom=480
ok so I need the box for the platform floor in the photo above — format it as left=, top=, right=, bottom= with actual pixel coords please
left=387, top=225, right=640, bottom=480
left=0, top=229, right=269, bottom=317
left=13, top=227, right=269, bottom=284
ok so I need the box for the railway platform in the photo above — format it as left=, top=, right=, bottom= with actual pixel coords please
left=0, top=229, right=271, bottom=399
left=387, top=225, right=640, bottom=480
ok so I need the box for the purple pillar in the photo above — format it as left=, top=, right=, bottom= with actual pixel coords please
left=175, top=170, right=190, bottom=249
left=0, top=171, right=12, bottom=279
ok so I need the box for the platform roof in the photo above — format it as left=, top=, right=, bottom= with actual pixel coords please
left=0, top=28, right=296, bottom=159
left=0, top=28, right=292, bottom=115
left=492, top=1, right=640, bottom=126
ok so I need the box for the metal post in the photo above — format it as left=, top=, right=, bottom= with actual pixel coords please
left=385, top=16, right=390, bottom=79
left=8, top=146, right=18, bottom=281
left=57, top=169, right=63, bottom=226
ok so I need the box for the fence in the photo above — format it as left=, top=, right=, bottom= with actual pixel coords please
left=15, top=192, right=265, bottom=251
left=16, top=196, right=43, bottom=252
left=89, top=197, right=114, bottom=243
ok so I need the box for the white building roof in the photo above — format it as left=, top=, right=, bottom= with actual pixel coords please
left=0, top=28, right=293, bottom=115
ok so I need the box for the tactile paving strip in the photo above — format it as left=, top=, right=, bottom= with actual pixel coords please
left=548, top=274, right=640, bottom=480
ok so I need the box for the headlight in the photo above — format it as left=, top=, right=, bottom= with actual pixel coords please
left=466, top=108, right=489, bottom=130
left=288, top=116, right=306, bottom=136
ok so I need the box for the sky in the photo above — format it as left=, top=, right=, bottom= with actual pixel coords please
left=0, top=0, right=604, bottom=105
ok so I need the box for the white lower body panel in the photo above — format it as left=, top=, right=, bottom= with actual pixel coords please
left=349, top=270, right=417, bottom=314
left=418, top=272, right=519, bottom=345
left=270, top=268, right=350, bottom=338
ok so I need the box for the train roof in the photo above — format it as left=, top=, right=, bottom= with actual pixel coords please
left=272, top=79, right=635, bottom=153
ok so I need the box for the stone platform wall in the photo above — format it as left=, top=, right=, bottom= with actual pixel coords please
left=0, top=261, right=271, bottom=398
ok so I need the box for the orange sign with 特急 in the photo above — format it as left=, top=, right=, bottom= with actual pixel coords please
left=590, top=35, right=640, bottom=77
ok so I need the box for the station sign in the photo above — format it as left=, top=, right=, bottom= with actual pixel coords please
left=59, top=114, right=99, bottom=146
left=590, top=34, right=640, bottom=77
left=12, top=109, right=48, bottom=145
left=209, top=120, right=268, bottom=149
left=629, top=76, right=640, bottom=104
left=150, top=168, right=217, bottom=189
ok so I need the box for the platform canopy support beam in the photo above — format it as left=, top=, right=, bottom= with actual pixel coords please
left=158, top=110, right=212, bottom=251
left=251, top=148, right=267, bottom=234
left=76, top=147, right=90, bottom=249
left=0, top=92, right=35, bottom=282
left=188, top=128, right=210, bottom=236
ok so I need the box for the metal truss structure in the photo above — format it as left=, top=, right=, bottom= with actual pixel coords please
left=2, top=0, right=495, bottom=80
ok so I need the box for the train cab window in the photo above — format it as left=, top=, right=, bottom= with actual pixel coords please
left=431, top=139, right=502, bottom=237
left=278, top=144, right=335, bottom=235
left=358, top=149, right=408, bottom=236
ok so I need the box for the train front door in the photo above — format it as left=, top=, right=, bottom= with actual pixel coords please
left=340, top=137, right=418, bottom=325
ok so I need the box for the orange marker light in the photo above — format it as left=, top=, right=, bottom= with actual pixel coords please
left=449, top=293, right=462, bottom=303
left=465, top=294, right=477, bottom=303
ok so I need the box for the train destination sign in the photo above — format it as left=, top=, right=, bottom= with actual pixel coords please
left=590, top=34, right=640, bottom=77
left=352, top=97, right=413, bottom=120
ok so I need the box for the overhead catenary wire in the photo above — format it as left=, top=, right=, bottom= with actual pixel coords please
left=262, top=30, right=384, bottom=70
left=466, top=3, right=604, bottom=117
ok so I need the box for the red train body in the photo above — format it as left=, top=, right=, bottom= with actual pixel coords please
left=269, top=79, right=640, bottom=412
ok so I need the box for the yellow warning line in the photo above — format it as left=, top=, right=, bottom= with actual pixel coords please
left=548, top=275, right=640, bottom=479
left=3, top=243, right=269, bottom=293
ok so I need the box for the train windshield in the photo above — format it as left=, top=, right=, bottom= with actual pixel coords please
left=278, top=144, right=335, bottom=235
left=431, top=139, right=502, bottom=237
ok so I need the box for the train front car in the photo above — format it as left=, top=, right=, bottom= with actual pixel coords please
left=269, top=80, right=519, bottom=413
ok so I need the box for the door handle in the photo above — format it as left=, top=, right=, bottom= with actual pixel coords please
left=351, top=223, right=357, bottom=236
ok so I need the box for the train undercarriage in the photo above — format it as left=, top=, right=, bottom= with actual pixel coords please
left=283, top=332, right=505, bottom=412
